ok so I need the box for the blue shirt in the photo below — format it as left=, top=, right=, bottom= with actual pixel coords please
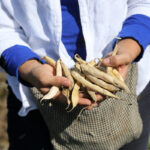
left=61, top=0, right=86, bottom=60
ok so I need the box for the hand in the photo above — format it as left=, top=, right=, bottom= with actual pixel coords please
left=19, top=59, right=102, bottom=107
left=78, top=38, right=142, bottom=109
left=56, top=91, right=104, bottom=107
left=102, top=38, right=141, bottom=79
left=19, top=59, right=70, bottom=93
left=78, top=92, right=103, bottom=106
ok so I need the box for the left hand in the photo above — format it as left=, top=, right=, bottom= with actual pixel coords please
left=87, top=38, right=142, bottom=110
left=102, top=38, right=142, bottom=79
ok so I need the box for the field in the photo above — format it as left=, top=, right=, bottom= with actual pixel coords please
left=0, top=72, right=150, bottom=150
left=0, top=73, right=9, bottom=150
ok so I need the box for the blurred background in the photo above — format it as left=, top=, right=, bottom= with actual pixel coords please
left=0, top=72, right=9, bottom=150
left=0, top=72, right=150, bottom=150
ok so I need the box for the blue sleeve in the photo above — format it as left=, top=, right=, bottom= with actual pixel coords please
left=0, top=45, right=45, bottom=83
left=117, top=14, right=150, bottom=61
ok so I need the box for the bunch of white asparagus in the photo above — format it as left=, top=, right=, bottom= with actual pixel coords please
left=41, top=50, right=130, bottom=111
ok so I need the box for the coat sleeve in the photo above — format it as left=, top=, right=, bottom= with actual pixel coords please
left=127, top=0, right=150, bottom=17
left=0, top=2, right=31, bottom=55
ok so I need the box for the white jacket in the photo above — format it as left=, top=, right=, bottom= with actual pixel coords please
left=0, top=0, right=150, bottom=116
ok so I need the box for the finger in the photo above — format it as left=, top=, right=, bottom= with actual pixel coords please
left=43, top=64, right=56, bottom=75
left=48, top=76, right=70, bottom=87
left=79, top=92, right=104, bottom=101
left=78, top=98, right=92, bottom=106
left=102, top=54, right=132, bottom=67
left=96, top=94, right=104, bottom=101
left=57, top=93, right=92, bottom=106
left=117, top=65, right=129, bottom=80
left=87, top=102, right=99, bottom=110
left=79, top=92, right=90, bottom=99
left=39, top=87, right=50, bottom=94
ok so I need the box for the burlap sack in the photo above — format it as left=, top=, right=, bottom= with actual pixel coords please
left=30, top=63, right=142, bottom=150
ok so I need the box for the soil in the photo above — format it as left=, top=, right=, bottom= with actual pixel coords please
left=0, top=72, right=9, bottom=150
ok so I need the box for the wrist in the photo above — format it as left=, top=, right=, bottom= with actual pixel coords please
left=19, top=59, right=43, bottom=83
left=117, top=38, right=141, bottom=62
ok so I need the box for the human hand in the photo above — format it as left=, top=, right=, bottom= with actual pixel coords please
left=54, top=90, right=103, bottom=108
left=77, top=92, right=103, bottom=107
left=67, top=38, right=142, bottom=109
left=19, top=59, right=70, bottom=93
left=102, top=38, right=141, bottom=79
left=19, top=59, right=101, bottom=106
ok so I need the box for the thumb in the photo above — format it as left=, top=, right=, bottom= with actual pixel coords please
left=48, top=76, right=70, bottom=87
left=102, top=54, right=132, bottom=67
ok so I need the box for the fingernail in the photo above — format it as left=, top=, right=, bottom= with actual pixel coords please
left=103, top=58, right=110, bottom=65
left=64, top=79, right=70, bottom=86
left=87, top=101, right=92, bottom=105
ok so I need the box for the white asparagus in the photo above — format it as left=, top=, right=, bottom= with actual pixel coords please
left=60, top=59, right=74, bottom=90
left=71, top=70, right=120, bottom=99
left=56, top=59, right=62, bottom=76
left=112, top=43, right=118, bottom=56
left=62, top=88, right=71, bottom=109
left=75, top=62, right=81, bottom=71
left=41, top=59, right=62, bottom=100
left=41, top=86, right=59, bottom=100
left=106, top=44, right=124, bottom=82
left=88, top=59, right=97, bottom=66
left=43, top=56, right=56, bottom=67
left=80, top=64, right=130, bottom=93
left=106, top=42, right=116, bottom=76
left=112, top=69, right=124, bottom=82
left=86, top=78, right=97, bottom=102
left=41, top=53, right=128, bottom=110
left=74, top=54, right=86, bottom=64
left=107, top=67, right=114, bottom=76
left=86, top=74, right=118, bottom=92
left=71, top=82, right=80, bottom=109
left=87, top=89, right=97, bottom=102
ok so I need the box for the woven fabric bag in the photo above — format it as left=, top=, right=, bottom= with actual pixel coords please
left=30, top=63, right=143, bottom=150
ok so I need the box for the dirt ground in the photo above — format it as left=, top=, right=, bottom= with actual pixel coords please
left=0, top=73, right=9, bottom=150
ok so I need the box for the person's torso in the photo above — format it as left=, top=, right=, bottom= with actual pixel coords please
left=3, top=0, right=128, bottom=67
left=2, top=0, right=150, bottom=116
